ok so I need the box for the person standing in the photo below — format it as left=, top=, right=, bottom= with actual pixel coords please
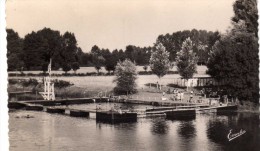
left=189, top=91, right=193, bottom=103
left=180, top=92, right=184, bottom=102
left=177, top=92, right=181, bottom=101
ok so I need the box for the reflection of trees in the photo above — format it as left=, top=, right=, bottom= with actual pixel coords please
left=207, top=119, right=228, bottom=144
left=207, top=113, right=260, bottom=151
left=233, top=113, right=260, bottom=151
left=177, top=121, right=196, bottom=139
left=151, top=117, right=169, bottom=135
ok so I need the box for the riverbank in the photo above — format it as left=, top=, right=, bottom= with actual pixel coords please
left=237, top=101, right=260, bottom=114
left=8, top=75, right=259, bottom=114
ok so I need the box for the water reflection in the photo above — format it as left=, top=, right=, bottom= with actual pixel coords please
left=9, top=110, right=260, bottom=151
left=177, top=121, right=196, bottom=139
left=206, top=113, right=260, bottom=151
left=207, top=116, right=229, bottom=144
left=150, top=117, right=169, bottom=135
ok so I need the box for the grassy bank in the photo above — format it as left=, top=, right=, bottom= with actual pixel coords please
left=237, top=101, right=260, bottom=113
left=8, top=77, right=259, bottom=114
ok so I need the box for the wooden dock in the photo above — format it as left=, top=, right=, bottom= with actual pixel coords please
left=8, top=99, right=238, bottom=123
left=196, top=105, right=238, bottom=114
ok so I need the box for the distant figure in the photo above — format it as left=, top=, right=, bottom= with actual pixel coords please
left=180, top=92, right=184, bottom=101
left=162, top=91, right=165, bottom=96
left=97, top=103, right=102, bottom=110
left=177, top=92, right=181, bottom=101
left=118, top=107, right=122, bottom=114
left=168, top=88, right=171, bottom=94
left=189, top=91, right=194, bottom=103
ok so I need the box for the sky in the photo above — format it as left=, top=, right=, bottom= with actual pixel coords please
left=6, top=0, right=235, bottom=52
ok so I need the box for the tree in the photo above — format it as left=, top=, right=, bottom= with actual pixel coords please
left=41, top=62, right=49, bottom=74
left=113, top=59, right=137, bottom=95
left=207, top=0, right=258, bottom=103
left=71, top=62, right=80, bottom=74
left=7, top=54, right=25, bottom=73
left=91, top=45, right=101, bottom=55
left=105, top=56, right=117, bottom=74
left=149, top=43, right=171, bottom=90
left=60, top=31, right=79, bottom=67
left=93, top=55, right=105, bottom=74
left=125, top=45, right=135, bottom=62
left=232, top=0, right=258, bottom=37
left=118, top=49, right=126, bottom=61
left=6, top=29, right=24, bottom=71
left=7, top=29, right=23, bottom=56
left=62, top=63, right=71, bottom=74
left=176, top=37, right=198, bottom=90
left=23, top=28, right=63, bottom=71
left=23, top=31, right=45, bottom=70
left=156, top=29, right=220, bottom=64
left=207, top=31, right=258, bottom=103
left=143, top=65, right=148, bottom=72
left=90, top=45, right=105, bottom=73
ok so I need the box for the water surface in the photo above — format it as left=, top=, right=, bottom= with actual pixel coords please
left=9, top=109, right=260, bottom=151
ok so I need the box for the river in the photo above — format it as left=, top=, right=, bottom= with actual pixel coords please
left=9, top=107, right=260, bottom=151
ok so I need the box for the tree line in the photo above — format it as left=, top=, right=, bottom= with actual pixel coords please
left=7, top=28, right=219, bottom=73
left=7, top=28, right=81, bottom=73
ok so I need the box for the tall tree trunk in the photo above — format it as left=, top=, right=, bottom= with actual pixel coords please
left=186, top=79, right=189, bottom=91
left=159, top=77, right=161, bottom=90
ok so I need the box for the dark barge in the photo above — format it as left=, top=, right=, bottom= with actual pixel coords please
left=46, top=107, right=66, bottom=114
left=96, top=111, right=137, bottom=123
left=165, top=109, right=196, bottom=120
left=70, top=109, right=90, bottom=117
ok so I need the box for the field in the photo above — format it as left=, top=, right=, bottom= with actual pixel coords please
left=9, top=65, right=208, bottom=75
left=8, top=66, right=209, bottom=99
left=8, top=65, right=208, bottom=89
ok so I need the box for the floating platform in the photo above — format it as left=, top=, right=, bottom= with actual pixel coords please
left=96, top=111, right=137, bottom=123
left=70, top=110, right=89, bottom=117
left=8, top=102, right=27, bottom=109
left=21, top=97, right=109, bottom=106
left=46, top=107, right=65, bottom=114
left=25, top=105, right=44, bottom=111
left=216, top=105, right=238, bottom=112
left=196, top=105, right=238, bottom=114
left=165, top=109, right=196, bottom=120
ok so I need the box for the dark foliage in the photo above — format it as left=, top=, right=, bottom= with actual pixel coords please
left=207, top=0, right=258, bottom=103
left=232, top=0, right=258, bottom=37
left=6, top=29, right=24, bottom=71
left=156, top=29, right=220, bottom=63
left=207, top=32, right=259, bottom=103
left=53, top=79, right=73, bottom=88
left=71, top=62, right=80, bottom=73
left=61, top=63, right=71, bottom=73
left=8, top=78, right=39, bottom=87
left=113, top=59, right=137, bottom=95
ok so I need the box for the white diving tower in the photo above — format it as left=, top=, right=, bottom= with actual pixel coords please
left=39, top=59, right=55, bottom=100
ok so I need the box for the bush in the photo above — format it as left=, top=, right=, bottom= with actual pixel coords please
left=53, top=79, right=73, bottom=88
left=22, top=78, right=39, bottom=87
left=8, top=79, right=19, bottom=85
left=138, top=71, right=178, bottom=75
left=114, top=59, right=137, bottom=95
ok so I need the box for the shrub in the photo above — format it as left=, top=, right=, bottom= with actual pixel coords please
left=8, top=79, right=19, bottom=85
left=113, top=59, right=137, bottom=95
left=21, top=78, right=39, bottom=87
left=53, top=79, right=73, bottom=88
